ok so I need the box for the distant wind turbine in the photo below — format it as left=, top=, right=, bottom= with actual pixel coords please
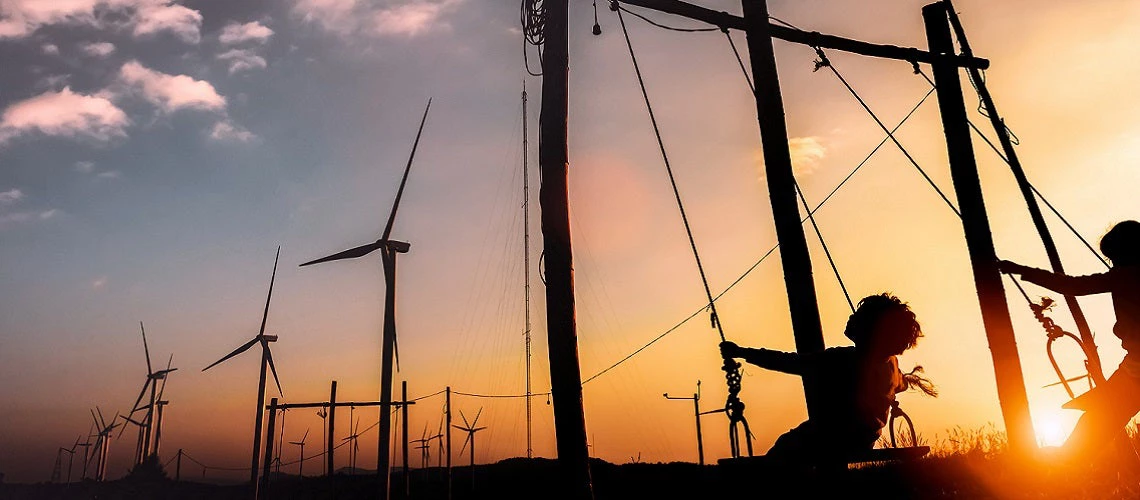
left=300, top=99, right=431, bottom=498
left=342, top=418, right=363, bottom=473
left=289, top=429, right=310, bottom=477
left=88, top=408, right=120, bottom=481
left=452, top=408, right=486, bottom=489
left=202, top=246, right=285, bottom=487
left=127, top=325, right=176, bottom=464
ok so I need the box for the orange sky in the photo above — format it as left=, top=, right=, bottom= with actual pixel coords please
left=3, top=0, right=1140, bottom=483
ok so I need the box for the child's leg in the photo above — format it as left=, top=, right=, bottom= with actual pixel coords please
left=1064, top=365, right=1140, bottom=464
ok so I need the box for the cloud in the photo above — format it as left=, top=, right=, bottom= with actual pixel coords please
left=0, top=0, right=202, bottom=44
left=92, top=276, right=108, bottom=289
left=294, top=0, right=461, bottom=38
left=41, top=43, right=59, bottom=55
left=788, top=136, right=827, bottom=176
left=118, top=60, right=225, bottom=113
left=132, top=1, right=202, bottom=44
left=95, top=170, right=121, bottom=179
left=209, top=120, right=255, bottom=142
left=0, top=209, right=60, bottom=226
left=75, top=160, right=96, bottom=173
left=217, top=48, right=267, bottom=74
left=219, top=20, right=273, bottom=45
left=0, top=188, right=23, bottom=205
left=80, top=41, right=116, bottom=57
left=0, top=87, right=130, bottom=145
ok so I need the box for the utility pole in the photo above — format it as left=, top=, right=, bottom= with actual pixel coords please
left=740, top=0, right=829, bottom=420
left=922, top=1, right=1035, bottom=453
left=943, top=0, right=1104, bottom=385
left=261, top=398, right=278, bottom=498
left=663, top=381, right=704, bottom=466
left=446, top=386, right=453, bottom=500
left=523, top=80, right=534, bottom=461
left=327, top=381, right=337, bottom=479
left=536, top=0, right=593, bottom=497
left=402, top=381, right=410, bottom=497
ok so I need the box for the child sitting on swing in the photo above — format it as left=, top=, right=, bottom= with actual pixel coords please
left=1000, top=220, right=1140, bottom=464
left=720, top=293, right=935, bottom=463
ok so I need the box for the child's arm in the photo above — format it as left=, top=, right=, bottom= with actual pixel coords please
left=720, top=341, right=803, bottom=375
left=998, top=260, right=1113, bottom=296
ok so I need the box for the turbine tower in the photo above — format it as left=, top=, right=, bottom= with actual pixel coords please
left=452, top=408, right=487, bottom=489
left=289, top=429, right=309, bottom=477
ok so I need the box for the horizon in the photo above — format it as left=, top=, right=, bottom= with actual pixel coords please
left=2, top=0, right=1139, bottom=485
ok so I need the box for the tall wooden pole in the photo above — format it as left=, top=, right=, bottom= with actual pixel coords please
left=261, top=398, right=278, bottom=498
left=922, top=2, right=1035, bottom=453
left=376, top=249, right=398, bottom=498
left=446, top=386, right=453, bottom=500
left=537, top=0, right=593, bottom=497
left=402, top=381, right=410, bottom=497
left=693, top=393, right=704, bottom=466
left=942, top=0, right=1104, bottom=385
left=251, top=345, right=270, bottom=486
left=327, top=381, right=337, bottom=478
left=740, top=0, right=828, bottom=419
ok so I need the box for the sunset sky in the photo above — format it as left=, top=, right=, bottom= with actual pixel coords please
left=2, top=0, right=1139, bottom=484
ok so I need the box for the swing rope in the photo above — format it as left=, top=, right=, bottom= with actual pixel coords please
left=613, top=1, right=753, bottom=458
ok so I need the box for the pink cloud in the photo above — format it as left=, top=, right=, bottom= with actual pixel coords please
left=118, top=60, right=226, bottom=113
left=219, top=20, right=273, bottom=45
left=294, top=0, right=461, bottom=38
left=0, top=0, right=202, bottom=43
left=132, top=1, right=202, bottom=43
left=80, top=41, right=116, bottom=57
left=217, top=48, right=267, bottom=74
left=209, top=121, right=255, bottom=142
left=0, top=87, right=129, bottom=144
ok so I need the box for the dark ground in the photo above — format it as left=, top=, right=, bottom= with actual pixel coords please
left=3, top=454, right=1138, bottom=500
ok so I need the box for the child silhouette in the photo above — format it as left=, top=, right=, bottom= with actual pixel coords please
left=1000, top=220, right=1140, bottom=463
left=721, top=293, right=933, bottom=463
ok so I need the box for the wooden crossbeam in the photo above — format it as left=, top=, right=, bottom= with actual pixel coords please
left=270, top=400, right=416, bottom=410
left=616, top=0, right=989, bottom=69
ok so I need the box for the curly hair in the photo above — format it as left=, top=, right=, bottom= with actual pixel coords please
left=1100, top=220, right=1140, bottom=265
left=844, top=293, right=922, bottom=356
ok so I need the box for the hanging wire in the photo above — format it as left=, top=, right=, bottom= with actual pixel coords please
left=521, top=0, right=545, bottom=76
left=612, top=2, right=718, bottom=32
left=794, top=180, right=855, bottom=312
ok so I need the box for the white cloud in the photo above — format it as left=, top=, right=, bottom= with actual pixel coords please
left=80, top=41, right=116, bottom=57
left=75, top=160, right=96, bottom=173
left=118, top=60, right=225, bottom=113
left=0, top=188, right=23, bottom=205
left=294, top=0, right=461, bottom=38
left=132, top=1, right=202, bottom=44
left=92, top=276, right=108, bottom=289
left=0, top=87, right=130, bottom=145
left=209, top=120, right=255, bottom=142
left=219, top=20, right=273, bottom=45
left=42, top=43, right=59, bottom=55
left=0, top=0, right=202, bottom=44
left=788, top=136, right=827, bottom=176
left=217, top=48, right=267, bottom=74
left=0, top=209, right=60, bottom=226
left=96, top=170, right=121, bottom=179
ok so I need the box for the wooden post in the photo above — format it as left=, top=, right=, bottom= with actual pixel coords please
left=402, top=381, right=410, bottom=497
left=376, top=249, right=398, bottom=499
left=176, top=449, right=182, bottom=481
left=740, top=0, right=829, bottom=419
left=537, top=0, right=593, bottom=497
left=260, top=398, right=278, bottom=498
left=922, top=1, right=1035, bottom=453
left=942, top=0, right=1104, bottom=385
left=693, top=393, right=704, bottom=466
left=327, top=381, right=337, bottom=478
left=446, top=386, right=452, bottom=500
left=251, top=344, right=270, bottom=486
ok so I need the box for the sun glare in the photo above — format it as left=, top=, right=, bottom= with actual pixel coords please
left=1034, top=413, right=1070, bottom=448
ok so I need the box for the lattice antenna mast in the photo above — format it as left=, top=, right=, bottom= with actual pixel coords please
left=522, top=80, right=534, bottom=460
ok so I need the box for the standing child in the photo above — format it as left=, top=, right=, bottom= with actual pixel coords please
left=1000, top=220, right=1140, bottom=463
left=720, top=293, right=935, bottom=463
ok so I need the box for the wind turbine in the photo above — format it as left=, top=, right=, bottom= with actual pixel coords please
left=127, top=324, right=177, bottom=464
left=300, top=99, right=431, bottom=498
left=411, top=423, right=431, bottom=469
left=202, top=247, right=285, bottom=486
left=52, top=446, right=74, bottom=483
left=452, top=408, right=486, bottom=489
left=341, top=418, right=363, bottom=473
left=88, top=408, right=120, bottom=481
left=289, top=429, right=310, bottom=477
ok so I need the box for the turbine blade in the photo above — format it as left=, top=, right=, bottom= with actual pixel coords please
left=140, top=322, right=153, bottom=375
left=130, top=379, right=152, bottom=414
left=265, top=343, right=284, bottom=397
left=257, top=247, right=280, bottom=338
left=299, top=241, right=383, bottom=267
left=381, top=98, right=432, bottom=242
left=156, top=354, right=173, bottom=402
left=460, top=410, right=470, bottom=428
left=202, top=337, right=259, bottom=372
left=472, top=407, right=483, bottom=427
left=473, top=427, right=486, bottom=432
left=459, top=433, right=471, bottom=456
left=302, top=428, right=309, bottom=443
